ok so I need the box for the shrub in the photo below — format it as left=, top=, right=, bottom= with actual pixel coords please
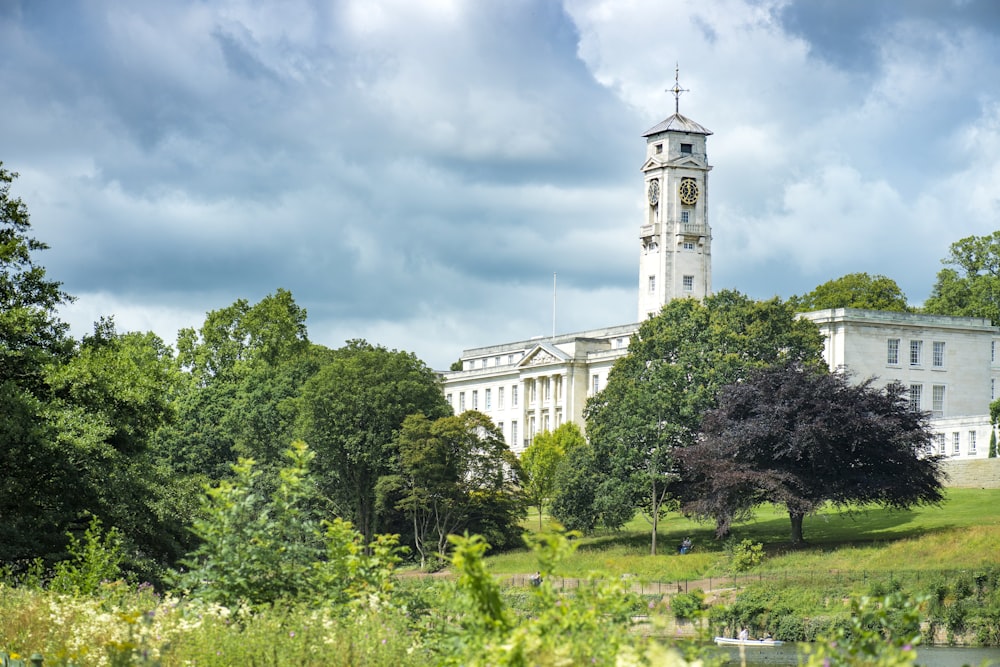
left=728, top=539, right=764, bottom=572
left=670, top=590, right=705, bottom=621
left=49, top=517, right=126, bottom=595
left=803, top=594, right=924, bottom=666
left=946, top=599, right=969, bottom=635
left=174, top=442, right=403, bottom=609
left=775, top=614, right=806, bottom=641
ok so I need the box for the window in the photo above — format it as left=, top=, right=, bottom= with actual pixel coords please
left=459, top=392, right=466, bottom=411
left=497, top=422, right=504, bottom=441
left=993, top=379, right=996, bottom=401
left=683, top=275, right=694, bottom=292
left=508, top=354, right=514, bottom=364
left=472, top=390, right=478, bottom=410
left=908, top=384, right=922, bottom=412
left=969, top=431, right=978, bottom=454
left=592, top=374, right=600, bottom=394
left=543, top=414, right=550, bottom=432
left=544, top=378, right=551, bottom=401
left=511, top=421, right=518, bottom=448
left=498, top=386, right=505, bottom=409
left=683, top=241, right=695, bottom=251
left=933, top=341, right=945, bottom=367
left=932, top=385, right=945, bottom=417
left=446, top=393, right=452, bottom=406
left=485, top=388, right=491, bottom=410
left=482, top=359, right=487, bottom=369
left=910, top=340, right=922, bottom=366
left=887, top=339, right=900, bottom=365
left=655, top=143, right=663, bottom=154
left=556, top=411, right=563, bottom=427
left=648, top=275, right=656, bottom=293
left=952, top=432, right=961, bottom=455
left=680, top=210, right=691, bottom=224
left=529, top=416, right=536, bottom=440
left=935, top=433, right=946, bottom=455
left=680, top=143, right=692, bottom=154
left=993, top=340, right=996, bottom=363
left=494, top=356, right=501, bottom=366
left=512, top=385, right=518, bottom=407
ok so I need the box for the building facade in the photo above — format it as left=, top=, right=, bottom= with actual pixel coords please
left=442, top=89, right=1000, bottom=459
left=801, top=308, right=1000, bottom=458
left=444, top=324, right=637, bottom=454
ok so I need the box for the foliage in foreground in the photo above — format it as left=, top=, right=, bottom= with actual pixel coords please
left=1, top=527, right=981, bottom=667
left=174, top=441, right=402, bottom=609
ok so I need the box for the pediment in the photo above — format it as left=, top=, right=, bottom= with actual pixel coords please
left=667, top=155, right=707, bottom=168
left=517, top=343, right=570, bottom=368
left=642, top=156, right=707, bottom=171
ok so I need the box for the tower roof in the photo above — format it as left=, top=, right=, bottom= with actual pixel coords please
left=642, top=113, right=712, bottom=137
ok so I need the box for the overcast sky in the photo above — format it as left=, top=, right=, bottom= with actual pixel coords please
left=3, top=0, right=1000, bottom=369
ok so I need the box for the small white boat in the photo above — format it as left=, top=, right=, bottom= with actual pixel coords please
left=714, top=636, right=784, bottom=647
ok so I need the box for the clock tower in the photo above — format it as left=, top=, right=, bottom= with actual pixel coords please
left=637, top=70, right=713, bottom=320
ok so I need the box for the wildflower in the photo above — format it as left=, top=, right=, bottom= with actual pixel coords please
left=289, top=630, right=296, bottom=638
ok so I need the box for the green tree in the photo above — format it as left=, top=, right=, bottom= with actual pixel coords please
left=549, top=442, right=602, bottom=532
left=924, top=232, right=1000, bottom=323
left=46, top=319, right=189, bottom=577
left=679, top=363, right=944, bottom=544
left=520, top=423, right=585, bottom=530
left=378, top=411, right=522, bottom=567
left=0, top=164, right=77, bottom=563
left=157, top=290, right=314, bottom=478
left=176, top=287, right=309, bottom=381
left=585, top=291, right=824, bottom=553
left=176, top=441, right=403, bottom=608
left=793, top=272, right=910, bottom=312
left=296, top=340, right=450, bottom=543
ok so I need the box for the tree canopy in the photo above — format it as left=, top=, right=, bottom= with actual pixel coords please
left=924, top=232, right=1000, bottom=324
left=678, top=363, right=944, bottom=543
left=521, top=423, right=585, bottom=530
left=296, top=340, right=451, bottom=543
left=793, top=272, right=910, bottom=312
left=378, top=410, right=523, bottom=566
left=584, top=291, right=825, bottom=553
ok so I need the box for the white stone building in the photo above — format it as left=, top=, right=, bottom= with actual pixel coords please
left=441, top=84, right=1000, bottom=458
left=801, top=308, right=1000, bottom=458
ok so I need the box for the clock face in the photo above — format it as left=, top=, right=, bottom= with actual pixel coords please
left=679, top=178, right=699, bottom=205
left=647, top=179, right=660, bottom=205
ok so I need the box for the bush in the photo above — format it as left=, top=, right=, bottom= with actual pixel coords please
left=946, top=599, right=969, bottom=635
left=49, top=517, right=126, bottom=595
left=803, top=594, right=923, bottom=666
left=670, top=590, right=705, bottom=621
left=728, top=539, right=764, bottom=572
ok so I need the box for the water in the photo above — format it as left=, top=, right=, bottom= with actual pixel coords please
left=716, top=643, right=1000, bottom=666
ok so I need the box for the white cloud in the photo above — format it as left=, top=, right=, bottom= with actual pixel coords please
left=5, top=0, right=1000, bottom=368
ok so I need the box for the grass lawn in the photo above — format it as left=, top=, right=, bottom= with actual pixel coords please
left=485, top=489, right=1000, bottom=582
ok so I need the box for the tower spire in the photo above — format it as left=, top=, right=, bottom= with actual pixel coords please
left=667, top=63, right=688, bottom=114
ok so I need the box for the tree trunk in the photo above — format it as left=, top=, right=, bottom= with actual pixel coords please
left=789, top=510, right=805, bottom=544
left=650, top=484, right=658, bottom=556
left=538, top=502, right=543, bottom=531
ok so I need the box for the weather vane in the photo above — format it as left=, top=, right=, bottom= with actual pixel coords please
left=667, top=64, right=688, bottom=114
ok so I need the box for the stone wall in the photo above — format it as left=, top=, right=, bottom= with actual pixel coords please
left=941, top=458, right=1000, bottom=489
